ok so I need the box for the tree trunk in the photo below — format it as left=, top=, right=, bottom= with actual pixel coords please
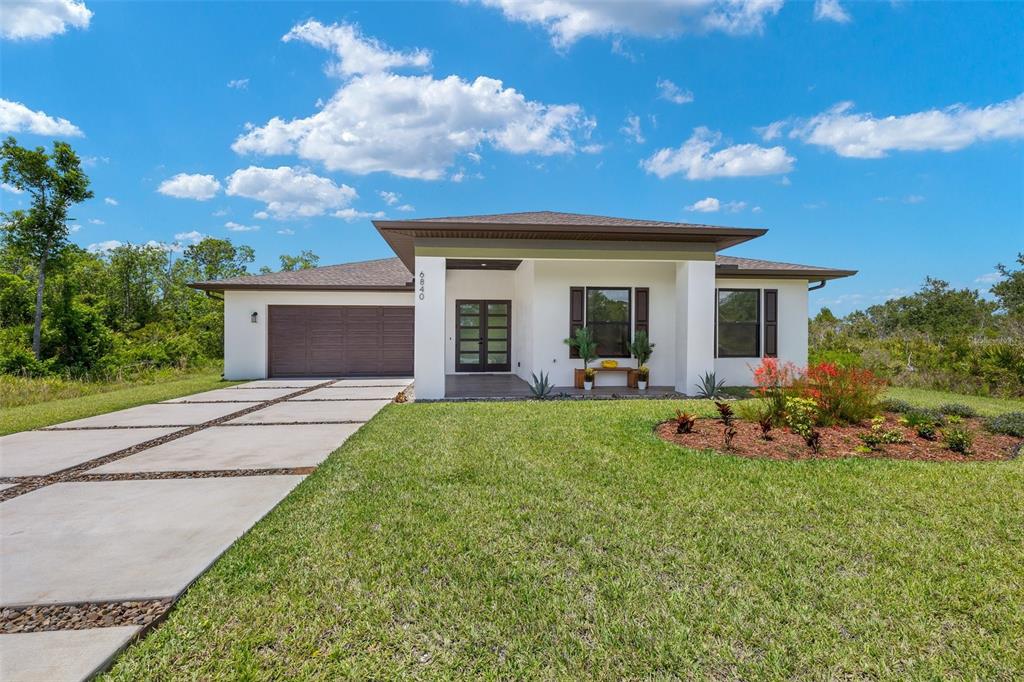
left=32, top=249, right=48, bottom=360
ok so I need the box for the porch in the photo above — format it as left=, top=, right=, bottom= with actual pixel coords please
left=443, top=374, right=681, bottom=400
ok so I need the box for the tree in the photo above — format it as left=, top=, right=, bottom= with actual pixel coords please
left=1, top=137, right=93, bottom=358
left=180, top=237, right=254, bottom=281
left=991, top=253, right=1024, bottom=318
left=260, top=249, right=320, bottom=274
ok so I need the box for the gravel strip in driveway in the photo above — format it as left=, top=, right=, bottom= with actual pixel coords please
left=1, top=599, right=172, bottom=634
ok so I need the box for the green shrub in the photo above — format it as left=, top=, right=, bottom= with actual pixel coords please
left=939, top=403, right=978, bottom=419
left=880, top=398, right=914, bottom=414
left=984, top=412, right=1024, bottom=438
left=942, top=426, right=974, bottom=455
left=858, top=416, right=905, bottom=449
left=900, top=410, right=945, bottom=428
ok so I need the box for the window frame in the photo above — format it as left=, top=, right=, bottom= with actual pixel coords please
left=715, top=288, right=761, bottom=359
left=584, top=286, right=633, bottom=358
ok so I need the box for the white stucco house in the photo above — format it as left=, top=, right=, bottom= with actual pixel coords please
left=193, top=211, right=855, bottom=399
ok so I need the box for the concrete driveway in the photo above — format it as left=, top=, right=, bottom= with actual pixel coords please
left=0, top=377, right=411, bottom=682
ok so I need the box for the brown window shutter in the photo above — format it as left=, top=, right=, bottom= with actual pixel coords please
left=635, top=287, right=649, bottom=336
left=569, top=286, right=584, bottom=358
left=764, top=289, right=778, bottom=358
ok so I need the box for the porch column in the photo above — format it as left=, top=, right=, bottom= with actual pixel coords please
left=675, top=260, right=716, bottom=395
left=414, top=255, right=446, bottom=399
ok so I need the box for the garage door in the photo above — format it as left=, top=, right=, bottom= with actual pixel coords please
left=268, top=305, right=414, bottom=377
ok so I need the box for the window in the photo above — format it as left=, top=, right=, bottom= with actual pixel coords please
left=586, top=287, right=631, bottom=357
left=717, top=289, right=760, bottom=357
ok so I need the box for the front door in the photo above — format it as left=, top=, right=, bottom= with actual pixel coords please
left=456, top=300, right=511, bottom=372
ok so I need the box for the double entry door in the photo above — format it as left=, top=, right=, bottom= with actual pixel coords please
left=456, top=300, right=511, bottom=372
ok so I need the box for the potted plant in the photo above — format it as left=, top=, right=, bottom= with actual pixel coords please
left=564, top=327, right=598, bottom=390
left=629, top=331, right=654, bottom=390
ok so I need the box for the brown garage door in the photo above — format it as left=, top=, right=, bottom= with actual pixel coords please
left=268, top=305, right=414, bottom=377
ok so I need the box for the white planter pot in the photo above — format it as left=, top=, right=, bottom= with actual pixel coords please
left=584, top=380, right=593, bottom=391
left=637, top=380, right=648, bottom=390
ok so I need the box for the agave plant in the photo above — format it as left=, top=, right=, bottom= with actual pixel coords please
left=529, top=371, right=553, bottom=399
left=695, top=371, right=727, bottom=399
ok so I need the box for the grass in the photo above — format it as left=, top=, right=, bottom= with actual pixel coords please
left=105, top=398, right=1023, bottom=680
left=884, top=387, right=1024, bottom=417
left=0, top=369, right=238, bottom=435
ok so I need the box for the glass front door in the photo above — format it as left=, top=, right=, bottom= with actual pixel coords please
left=456, top=300, right=511, bottom=372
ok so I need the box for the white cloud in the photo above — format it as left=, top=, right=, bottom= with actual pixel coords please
left=87, top=218, right=104, bottom=225
left=814, top=0, right=851, bottom=23
left=104, top=197, right=118, bottom=206
left=903, top=194, right=925, bottom=204
left=1, top=0, right=92, bottom=40
left=225, top=165, right=357, bottom=220
left=1, top=182, right=23, bottom=194
left=723, top=200, right=747, bottom=212
left=233, top=22, right=596, bottom=180
left=397, top=203, right=415, bottom=212
left=225, top=221, right=260, bottom=232
left=642, top=127, right=794, bottom=180
left=975, top=272, right=1001, bottom=284
left=783, top=93, right=1024, bottom=158
left=334, top=208, right=387, bottom=222
left=283, top=20, right=431, bottom=77
left=0, top=98, right=82, bottom=136
left=174, top=230, right=205, bottom=244
left=656, top=77, right=693, bottom=105
left=476, top=0, right=783, bottom=48
left=685, top=196, right=720, bottom=212
left=212, top=208, right=228, bottom=217
left=276, top=228, right=295, bottom=235
left=620, top=114, right=645, bottom=143
left=378, top=190, right=400, bottom=206
left=157, top=173, right=222, bottom=201
left=467, top=151, right=482, bottom=163
left=82, top=155, right=109, bottom=167
left=69, top=224, right=80, bottom=233
left=451, top=169, right=466, bottom=183
left=751, top=205, right=763, bottom=213
left=86, top=240, right=122, bottom=253
left=756, top=120, right=786, bottom=141
left=227, top=78, right=250, bottom=89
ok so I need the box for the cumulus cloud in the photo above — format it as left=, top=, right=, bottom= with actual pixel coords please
left=777, top=93, right=1024, bottom=158
left=174, top=230, right=205, bottom=244
left=620, top=114, right=645, bottom=143
left=378, top=190, right=401, bottom=206
left=1, top=0, right=92, bottom=40
left=284, top=19, right=431, bottom=77
left=0, top=98, right=82, bottom=136
left=277, top=228, right=295, bottom=235
left=397, top=203, right=415, bottom=212
left=1, top=182, right=23, bottom=194
left=656, top=77, right=693, bottom=105
left=157, top=173, right=222, bottom=201
left=225, top=165, right=357, bottom=220
left=232, top=21, right=596, bottom=180
left=686, top=197, right=720, bottom=212
left=723, top=200, right=747, bottom=212
left=87, top=240, right=122, bottom=253
left=225, top=221, right=260, bottom=232
left=334, top=208, right=387, bottom=222
left=87, top=218, right=104, bottom=225
left=975, top=272, right=1001, bottom=284
left=227, top=78, right=250, bottom=89
left=475, top=0, right=782, bottom=48
left=814, top=0, right=851, bottom=23
left=104, top=197, right=118, bottom=206
left=642, top=127, right=794, bottom=180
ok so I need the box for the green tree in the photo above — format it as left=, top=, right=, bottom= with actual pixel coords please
left=181, top=237, right=254, bottom=281
left=991, top=253, right=1024, bottom=317
left=106, top=243, right=170, bottom=330
left=279, top=249, right=320, bottom=271
left=1, top=137, right=93, bottom=358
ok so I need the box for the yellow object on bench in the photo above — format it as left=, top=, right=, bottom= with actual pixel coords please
left=601, top=360, right=618, bottom=368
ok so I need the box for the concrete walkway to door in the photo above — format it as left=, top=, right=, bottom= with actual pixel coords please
left=0, top=377, right=411, bottom=682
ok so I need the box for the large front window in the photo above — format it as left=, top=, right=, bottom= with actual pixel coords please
left=717, top=289, right=760, bottom=358
left=586, top=287, right=631, bottom=357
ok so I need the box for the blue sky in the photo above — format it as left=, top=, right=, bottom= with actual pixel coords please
left=1, top=0, right=1021, bottom=314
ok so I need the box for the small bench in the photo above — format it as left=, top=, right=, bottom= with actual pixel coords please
left=573, top=366, right=639, bottom=389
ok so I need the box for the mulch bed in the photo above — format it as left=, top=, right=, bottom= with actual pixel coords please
left=656, top=413, right=1022, bottom=462
left=1, top=599, right=173, bottom=634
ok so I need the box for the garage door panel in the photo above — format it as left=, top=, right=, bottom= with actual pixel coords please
left=268, top=305, right=413, bottom=377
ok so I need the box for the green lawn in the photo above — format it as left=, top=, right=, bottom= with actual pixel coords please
left=884, top=386, right=1024, bottom=417
left=0, top=370, right=238, bottom=435
left=105, top=399, right=1023, bottom=680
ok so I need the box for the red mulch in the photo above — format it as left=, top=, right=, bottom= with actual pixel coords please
left=656, top=413, right=1022, bottom=462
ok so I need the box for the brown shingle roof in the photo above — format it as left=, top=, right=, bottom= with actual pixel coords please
left=716, top=255, right=856, bottom=280
left=190, top=257, right=413, bottom=291
left=403, top=210, right=737, bottom=230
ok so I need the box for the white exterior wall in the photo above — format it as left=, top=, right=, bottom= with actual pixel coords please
left=222, top=288, right=414, bottom=380
left=529, top=260, right=679, bottom=388
left=512, top=260, right=535, bottom=382
left=414, top=256, right=446, bottom=399
left=444, top=269, right=516, bottom=374
left=675, top=261, right=717, bottom=395
left=713, top=278, right=809, bottom=386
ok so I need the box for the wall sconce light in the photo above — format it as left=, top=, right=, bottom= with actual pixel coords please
left=250, top=312, right=259, bottom=324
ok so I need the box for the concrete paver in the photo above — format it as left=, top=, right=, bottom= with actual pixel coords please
left=0, top=428, right=178, bottom=477
left=329, top=377, right=412, bottom=387
left=290, top=386, right=402, bottom=401
left=163, top=387, right=296, bottom=403
left=0, top=476, right=303, bottom=606
left=227, top=399, right=391, bottom=424
left=48, top=402, right=245, bottom=429
left=228, top=379, right=332, bottom=388
left=0, top=626, right=140, bottom=682
left=91, top=423, right=361, bottom=473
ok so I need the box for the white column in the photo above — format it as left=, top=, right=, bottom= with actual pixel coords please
left=414, top=255, right=446, bottom=399
left=675, top=260, right=716, bottom=395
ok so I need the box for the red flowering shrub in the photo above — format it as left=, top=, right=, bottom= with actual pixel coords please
left=752, top=358, right=802, bottom=425
left=802, top=362, right=885, bottom=425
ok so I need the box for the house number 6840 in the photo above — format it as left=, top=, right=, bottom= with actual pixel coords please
left=418, top=271, right=426, bottom=300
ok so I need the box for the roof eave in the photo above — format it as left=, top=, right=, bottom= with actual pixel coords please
left=189, top=283, right=413, bottom=292
left=715, top=267, right=858, bottom=281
